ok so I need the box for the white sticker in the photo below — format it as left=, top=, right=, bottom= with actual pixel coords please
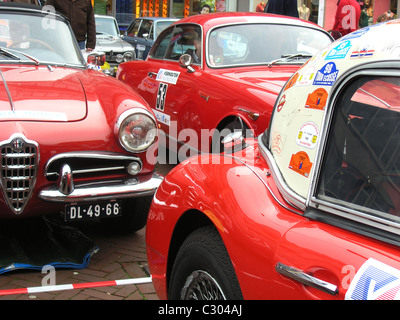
left=152, top=109, right=170, bottom=126
left=296, top=122, right=318, bottom=149
left=156, top=69, right=180, bottom=85
left=346, top=258, right=400, bottom=300
left=0, top=110, right=67, bottom=121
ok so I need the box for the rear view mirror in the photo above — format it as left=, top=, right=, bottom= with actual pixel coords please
left=179, top=54, right=195, bottom=73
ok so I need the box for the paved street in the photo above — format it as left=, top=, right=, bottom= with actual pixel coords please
left=0, top=163, right=175, bottom=300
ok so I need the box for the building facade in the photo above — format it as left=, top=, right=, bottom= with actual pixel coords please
left=94, top=0, right=399, bottom=31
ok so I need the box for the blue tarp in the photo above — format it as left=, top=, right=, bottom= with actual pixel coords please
left=0, top=216, right=98, bottom=274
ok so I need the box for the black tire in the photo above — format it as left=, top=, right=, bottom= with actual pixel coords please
left=168, top=226, right=243, bottom=300
left=102, top=195, right=152, bottom=233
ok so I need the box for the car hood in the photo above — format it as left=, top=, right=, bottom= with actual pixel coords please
left=216, top=66, right=300, bottom=94
left=0, top=66, right=87, bottom=122
left=96, top=36, right=134, bottom=52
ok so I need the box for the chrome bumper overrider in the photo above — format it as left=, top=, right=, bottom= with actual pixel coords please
left=38, top=174, right=163, bottom=203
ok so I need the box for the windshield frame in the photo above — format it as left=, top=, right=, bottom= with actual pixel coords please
left=205, top=22, right=332, bottom=69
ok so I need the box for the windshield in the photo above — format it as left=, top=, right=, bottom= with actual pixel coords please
left=207, top=23, right=332, bottom=68
left=95, top=16, right=120, bottom=37
left=0, top=11, right=84, bottom=66
left=155, top=20, right=175, bottom=38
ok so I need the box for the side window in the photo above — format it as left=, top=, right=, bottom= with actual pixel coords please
left=151, top=27, right=174, bottom=59
left=138, top=20, right=153, bottom=38
left=165, top=25, right=202, bottom=64
left=317, top=76, right=400, bottom=222
left=126, top=19, right=141, bottom=37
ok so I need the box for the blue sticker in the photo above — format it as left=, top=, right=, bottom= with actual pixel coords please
left=313, top=62, right=339, bottom=86
left=341, top=27, right=370, bottom=41
left=346, top=259, right=400, bottom=300
left=326, top=41, right=352, bottom=60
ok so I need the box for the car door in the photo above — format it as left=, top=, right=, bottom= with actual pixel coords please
left=135, top=19, right=154, bottom=59
left=143, top=24, right=202, bottom=156
left=273, top=71, right=400, bottom=299
left=123, top=19, right=142, bottom=57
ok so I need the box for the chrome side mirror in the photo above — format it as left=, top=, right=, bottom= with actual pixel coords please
left=179, top=54, right=195, bottom=73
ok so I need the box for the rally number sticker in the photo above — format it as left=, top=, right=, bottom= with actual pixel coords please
left=156, top=83, right=168, bottom=111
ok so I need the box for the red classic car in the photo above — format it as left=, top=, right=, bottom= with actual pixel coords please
left=146, top=21, right=400, bottom=300
left=0, top=3, right=162, bottom=233
left=117, top=12, right=332, bottom=156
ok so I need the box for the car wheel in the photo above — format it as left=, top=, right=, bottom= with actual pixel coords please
left=102, top=195, right=152, bottom=233
left=169, top=226, right=243, bottom=300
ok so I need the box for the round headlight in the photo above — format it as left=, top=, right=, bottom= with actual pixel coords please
left=115, top=54, right=123, bottom=63
left=117, top=109, right=157, bottom=153
left=123, top=52, right=134, bottom=62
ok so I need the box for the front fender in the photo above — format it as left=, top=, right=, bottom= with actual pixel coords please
left=146, top=150, right=303, bottom=299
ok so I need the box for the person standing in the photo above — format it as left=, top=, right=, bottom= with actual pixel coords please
left=44, top=0, right=96, bottom=51
left=332, top=0, right=361, bottom=37
left=263, top=0, right=299, bottom=18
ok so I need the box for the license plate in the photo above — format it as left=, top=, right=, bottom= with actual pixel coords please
left=65, top=200, right=122, bottom=221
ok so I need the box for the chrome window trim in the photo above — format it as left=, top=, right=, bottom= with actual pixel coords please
left=258, top=134, right=306, bottom=211
left=205, top=22, right=331, bottom=69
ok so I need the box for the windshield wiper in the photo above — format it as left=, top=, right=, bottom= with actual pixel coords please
left=0, top=47, right=21, bottom=61
left=2, top=47, right=40, bottom=65
left=268, top=53, right=312, bottom=68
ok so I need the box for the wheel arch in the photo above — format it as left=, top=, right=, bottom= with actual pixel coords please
left=166, top=209, right=215, bottom=293
left=211, top=115, right=252, bottom=153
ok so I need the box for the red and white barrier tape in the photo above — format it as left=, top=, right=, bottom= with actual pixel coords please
left=0, top=276, right=152, bottom=296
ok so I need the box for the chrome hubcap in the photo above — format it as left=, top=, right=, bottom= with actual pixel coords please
left=181, top=270, right=226, bottom=300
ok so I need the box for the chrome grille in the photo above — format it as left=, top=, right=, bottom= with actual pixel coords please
left=0, top=135, right=38, bottom=215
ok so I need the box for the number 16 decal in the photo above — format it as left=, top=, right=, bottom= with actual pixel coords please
left=156, top=83, right=168, bottom=111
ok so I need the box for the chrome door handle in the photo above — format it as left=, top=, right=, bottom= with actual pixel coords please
left=275, top=262, right=338, bottom=296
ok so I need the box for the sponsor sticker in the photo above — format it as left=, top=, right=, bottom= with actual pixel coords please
left=326, top=41, right=352, bottom=60
left=296, top=122, right=318, bottom=149
left=156, top=69, right=180, bottom=84
left=284, top=73, right=299, bottom=91
left=305, top=88, right=328, bottom=110
left=313, top=62, right=339, bottom=86
left=288, top=151, right=312, bottom=178
left=276, top=94, right=286, bottom=112
left=342, top=27, right=370, bottom=40
left=350, top=45, right=375, bottom=58
left=297, top=66, right=316, bottom=86
left=346, top=259, right=400, bottom=300
left=152, top=109, right=170, bottom=126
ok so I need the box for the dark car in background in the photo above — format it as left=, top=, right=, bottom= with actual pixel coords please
left=95, top=15, right=135, bottom=76
left=122, top=17, right=177, bottom=59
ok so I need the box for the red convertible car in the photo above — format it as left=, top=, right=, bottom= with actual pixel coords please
left=146, top=21, right=400, bottom=299
left=0, top=3, right=162, bottom=233
left=117, top=12, right=332, bottom=156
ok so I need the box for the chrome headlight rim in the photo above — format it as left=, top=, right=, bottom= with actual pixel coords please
left=115, top=108, right=158, bottom=153
left=116, top=52, right=134, bottom=63
left=123, top=52, right=134, bottom=62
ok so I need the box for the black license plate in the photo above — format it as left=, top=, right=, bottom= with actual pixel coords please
left=65, top=200, right=122, bottom=221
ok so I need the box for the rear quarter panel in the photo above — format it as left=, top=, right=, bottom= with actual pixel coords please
left=146, top=147, right=304, bottom=299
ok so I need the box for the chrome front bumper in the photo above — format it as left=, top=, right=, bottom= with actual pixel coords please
left=39, top=174, right=163, bottom=203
